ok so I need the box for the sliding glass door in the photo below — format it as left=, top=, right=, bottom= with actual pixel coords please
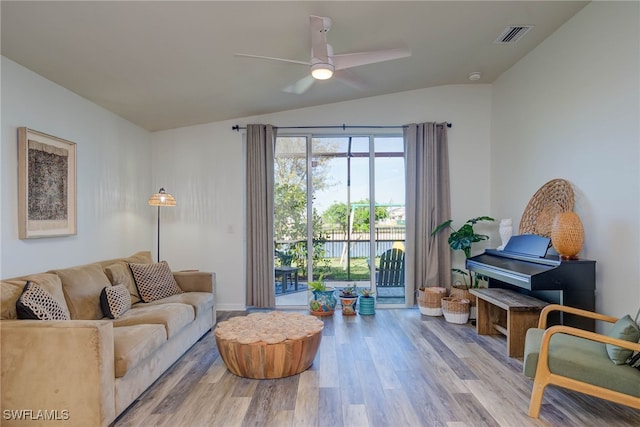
left=274, top=134, right=405, bottom=306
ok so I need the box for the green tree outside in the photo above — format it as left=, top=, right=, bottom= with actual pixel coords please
left=322, top=200, right=389, bottom=232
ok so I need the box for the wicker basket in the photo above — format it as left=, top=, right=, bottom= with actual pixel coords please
left=441, top=297, right=470, bottom=324
left=519, top=178, right=574, bottom=238
left=450, top=286, right=476, bottom=307
left=418, top=287, right=447, bottom=316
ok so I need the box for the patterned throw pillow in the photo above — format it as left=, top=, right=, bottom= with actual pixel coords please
left=104, top=262, right=142, bottom=304
left=100, top=284, right=131, bottom=319
left=627, top=352, right=640, bottom=370
left=16, top=281, right=71, bottom=320
left=129, top=261, right=183, bottom=303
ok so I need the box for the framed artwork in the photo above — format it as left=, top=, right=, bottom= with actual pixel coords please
left=18, top=127, right=77, bottom=239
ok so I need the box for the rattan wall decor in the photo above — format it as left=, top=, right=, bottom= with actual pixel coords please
left=519, top=179, right=574, bottom=238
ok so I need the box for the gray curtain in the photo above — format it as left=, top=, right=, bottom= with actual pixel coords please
left=245, top=124, right=277, bottom=307
left=404, top=122, right=451, bottom=306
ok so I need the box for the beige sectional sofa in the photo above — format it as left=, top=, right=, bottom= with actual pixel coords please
left=0, top=251, right=216, bottom=427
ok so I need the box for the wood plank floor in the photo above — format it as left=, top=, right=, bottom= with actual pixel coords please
left=114, top=309, right=640, bottom=427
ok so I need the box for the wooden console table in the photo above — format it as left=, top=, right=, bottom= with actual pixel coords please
left=470, top=288, right=548, bottom=358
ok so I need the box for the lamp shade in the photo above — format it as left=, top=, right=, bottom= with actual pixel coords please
left=550, top=212, right=584, bottom=259
left=148, top=188, right=176, bottom=207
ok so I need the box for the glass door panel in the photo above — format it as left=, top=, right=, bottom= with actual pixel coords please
left=274, top=137, right=308, bottom=304
left=374, top=136, right=406, bottom=304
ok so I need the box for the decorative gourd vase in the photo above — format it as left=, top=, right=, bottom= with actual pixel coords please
left=339, top=296, right=358, bottom=315
left=358, top=296, right=375, bottom=315
left=309, top=289, right=336, bottom=316
left=551, top=212, right=584, bottom=260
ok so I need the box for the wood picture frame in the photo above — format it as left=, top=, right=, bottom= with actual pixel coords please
left=18, top=127, right=77, bottom=239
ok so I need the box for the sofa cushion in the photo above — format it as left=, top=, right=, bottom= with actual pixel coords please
left=113, top=324, right=167, bottom=378
left=125, top=251, right=154, bottom=264
left=144, top=292, right=213, bottom=317
left=104, top=261, right=141, bottom=305
left=113, top=303, right=194, bottom=338
left=100, top=285, right=131, bottom=319
left=129, top=261, right=183, bottom=303
left=1, top=281, right=24, bottom=319
left=524, top=328, right=640, bottom=397
left=16, top=281, right=71, bottom=320
left=606, top=315, right=640, bottom=365
left=2, top=273, right=69, bottom=320
left=52, top=263, right=112, bottom=320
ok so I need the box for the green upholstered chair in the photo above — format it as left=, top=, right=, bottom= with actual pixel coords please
left=523, top=304, right=640, bottom=418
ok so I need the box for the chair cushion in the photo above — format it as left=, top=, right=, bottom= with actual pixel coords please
left=113, top=324, right=167, bottom=378
left=100, top=285, right=131, bottom=319
left=524, top=328, right=640, bottom=397
left=16, top=281, right=71, bottom=320
left=606, top=315, right=640, bottom=365
left=129, top=261, right=183, bottom=303
left=113, top=302, right=194, bottom=338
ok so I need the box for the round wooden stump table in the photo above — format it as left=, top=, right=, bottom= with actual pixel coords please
left=214, top=311, right=324, bottom=379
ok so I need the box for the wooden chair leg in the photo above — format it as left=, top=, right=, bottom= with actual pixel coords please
left=528, top=379, right=547, bottom=418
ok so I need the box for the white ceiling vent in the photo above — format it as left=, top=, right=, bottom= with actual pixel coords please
left=494, top=25, right=534, bottom=44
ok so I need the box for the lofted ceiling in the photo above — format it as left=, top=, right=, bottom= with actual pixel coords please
left=1, top=1, right=588, bottom=132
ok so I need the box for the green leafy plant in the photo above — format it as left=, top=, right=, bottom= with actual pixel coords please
left=431, top=216, right=495, bottom=288
left=308, top=274, right=327, bottom=292
left=359, top=288, right=375, bottom=298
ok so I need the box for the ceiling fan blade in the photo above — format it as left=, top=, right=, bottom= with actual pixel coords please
left=282, top=75, right=315, bottom=94
left=334, top=69, right=367, bottom=91
left=234, top=53, right=310, bottom=66
left=333, top=47, right=411, bottom=70
left=309, top=16, right=331, bottom=60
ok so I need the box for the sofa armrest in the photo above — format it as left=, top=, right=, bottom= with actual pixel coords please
left=173, top=271, right=215, bottom=293
left=538, top=304, right=619, bottom=329
left=1, top=320, right=115, bottom=427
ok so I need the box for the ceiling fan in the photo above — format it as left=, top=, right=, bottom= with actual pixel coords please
left=234, top=15, right=411, bottom=94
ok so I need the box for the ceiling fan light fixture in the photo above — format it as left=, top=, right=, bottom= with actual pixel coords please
left=311, top=63, right=334, bottom=80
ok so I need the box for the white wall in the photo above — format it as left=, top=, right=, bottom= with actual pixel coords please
left=1, top=57, right=153, bottom=278
left=152, top=85, right=493, bottom=310
left=491, top=2, right=640, bottom=319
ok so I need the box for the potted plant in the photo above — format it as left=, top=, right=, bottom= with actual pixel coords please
left=358, top=289, right=376, bottom=315
left=308, top=275, right=336, bottom=316
left=338, top=284, right=358, bottom=315
left=431, top=216, right=494, bottom=289
left=431, top=216, right=494, bottom=322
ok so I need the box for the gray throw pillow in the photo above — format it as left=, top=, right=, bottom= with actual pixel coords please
left=606, top=314, right=640, bottom=365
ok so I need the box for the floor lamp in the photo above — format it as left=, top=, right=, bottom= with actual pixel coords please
left=148, top=188, right=176, bottom=262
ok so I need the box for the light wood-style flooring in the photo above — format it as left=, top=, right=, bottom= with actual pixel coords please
left=114, top=309, right=640, bottom=427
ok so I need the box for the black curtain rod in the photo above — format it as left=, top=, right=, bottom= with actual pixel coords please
left=232, top=123, right=452, bottom=131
